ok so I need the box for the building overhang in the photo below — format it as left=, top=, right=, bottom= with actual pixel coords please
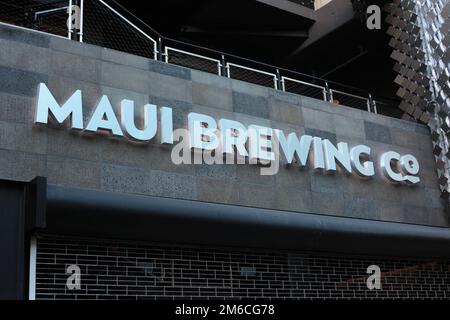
left=21, top=177, right=450, bottom=259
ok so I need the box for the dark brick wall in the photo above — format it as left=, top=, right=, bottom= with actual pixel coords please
left=34, top=235, right=450, bottom=300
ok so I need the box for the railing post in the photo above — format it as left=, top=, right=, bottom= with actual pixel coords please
left=220, top=55, right=228, bottom=77
left=368, top=94, right=377, bottom=113
left=68, top=0, right=73, bottom=40
left=276, top=69, right=283, bottom=91
left=79, top=0, right=83, bottom=42
left=324, top=82, right=332, bottom=102
left=157, top=37, right=164, bottom=61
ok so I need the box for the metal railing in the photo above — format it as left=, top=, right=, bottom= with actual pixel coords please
left=227, top=63, right=279, bottom=89
left=0, top=0, right=384, bottom=114
left=282, top=76, right=328, bottom=101
left=165, top=47, right=221, bottom=75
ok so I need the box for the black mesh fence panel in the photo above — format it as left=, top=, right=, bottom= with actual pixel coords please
left=0, top=0, right=70, bottom=37
left=166, top=48, right=220, bottom=75
left=83, top=0, right=155, bottom=59
left=283, top=78, right=326, bottom=101
left=331, top=90, right=370, bottom=111
left=228, top=64, right=276, bottom=89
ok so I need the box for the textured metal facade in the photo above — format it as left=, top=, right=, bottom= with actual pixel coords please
left=385, top=0, right=450, bottom=202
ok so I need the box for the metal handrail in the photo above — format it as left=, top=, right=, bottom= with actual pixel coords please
left=165, top=46, right=222, bottom=75
left=2, top=0, right=382, bottom=114
left=281, top=76, right=328, bottom=101
left=97, top=0, right=157, bottom=59
left=226, top=62, right=278, bottom=89
left=329, top=89, right=371, bottom=112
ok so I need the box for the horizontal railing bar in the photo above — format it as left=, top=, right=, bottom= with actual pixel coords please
left=282, top=76, right=326, bottom=90
left=97, top=0, right=157, bottom=59
left=1, top=1, right=395, bottom=115
left=166, top=46, right=221, bottom=64
left=227, top=62, right=278, bottom=78
left=330, top=89, right=369, bottom=101
left=98, top=0, right=394, bottom=102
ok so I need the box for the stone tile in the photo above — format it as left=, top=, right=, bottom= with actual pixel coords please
left=302, top=107, right=335, bottom=133
left=305, top=128, right=336, bottom=145
left=100, top=62, right=148, bottom=93
left=47, top=127, right=102, bottom=162
left=191, top=104, right=236, bottom=122
left=102, top=48, right=148, bottom=70
left=100, top=86, right=150, bottom=115
left=0, top=66, right=47, bottom=97
left=398, top=185, right=443, bottom=209
left=0, top=149, right=46, bottom=182
left=364, top=121, right=392, bottom=144
left=46, top=75, right=101, bottom=124
left=149, top=95, right=192, bottom=129
left=418, top=169, right=439, bottom=189
left=415, top=124, right=430, bottom=136
left=0, top=24, right=49, bottom=47
left=231, top=79, right=269, bottom=97
left=192, top=83, right=233, bottom=111
left=0, top=121, right=47, bottom=154
left=0, top=93, right=34, bottom=124
left=300, top=96, right=335, bottom=113
left=427, top=208, right=449, bottom=227
left=236, top=161, right=276, bottom=185
left=269, top=100, right=303, bottom=126
left=233, top=112, right=271, bottom=128
left=47, top=156, right=100, bottom=189
left=309, top=171, right=343, bottom=194
left=233, top=91, right=270, bottom=118
left=191, top=70, right=231, bottom=89
left=197, top=177, right=239, bottom=204
left=195, top=164, right=237, bottom=181
left=100, top=139, right=194, bottom=175
left=148, top=72, right=193, bottom=103
left=376, top=200, right=410, bottom=223
left=0, top=39, right=51, bottom=74
left=147, top=169, right=197, bottom=200
left=237, top=183, right=276, bottom=208
left=148, top=60, right=191, bottom=80
left=390, top=127, right=420, bottom=149
left=400, top=205, right=430, bottom=225
left=268, top=88, right=301, bottom=105
left=331, top=104, right=365, bottom=120
left=343, top=195, right=380, bottom=220
left=334, top=114, right=365, bottom=142
left=275, top=188, right=312, bottom=213
left=50, top=37, right=101, bottom=59
left=389, top=117, right=421, bottom=133
left=275, top=165, right=310, bottom=191
left=50, top=50, right=100, bottom=83
left=310, top=191, right=345, bottom=216
left=361, top=110, right=391, bottom=125
left=101, top=164, right=196, bottom=200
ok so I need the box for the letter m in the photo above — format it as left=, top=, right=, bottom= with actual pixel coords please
left=35, top=83, right=83, bottom=130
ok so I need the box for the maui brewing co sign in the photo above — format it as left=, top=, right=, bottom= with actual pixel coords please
left=34, top=83, right=420, bottom=184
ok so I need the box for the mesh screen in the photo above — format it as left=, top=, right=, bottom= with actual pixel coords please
left=228, top=64, right=276, bottom=89
left=0, top=0, right=69, bottom=37
left=331, top=91, right=370, bottom=111
left=166, top=49, right=220, bottom=75
left=283, top=79, right=325, bottom=101
left=83, top=0, right=155, bottom=59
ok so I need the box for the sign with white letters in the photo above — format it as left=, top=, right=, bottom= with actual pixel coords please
left=34, top=83, right=420, bottom=184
